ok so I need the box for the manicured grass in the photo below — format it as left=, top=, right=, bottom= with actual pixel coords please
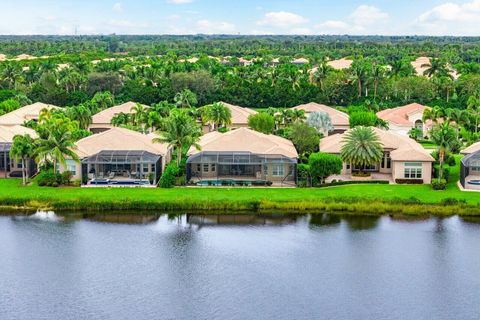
left=0, top=156, right=476, bottom=215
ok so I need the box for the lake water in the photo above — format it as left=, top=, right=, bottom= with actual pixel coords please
left=1, top=212, right=479, bottom=320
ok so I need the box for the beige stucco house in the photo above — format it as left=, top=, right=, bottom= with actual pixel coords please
left=0, top=125, right=37, bottom=178
left=0, top=102, right=59, bottom=126
left=206, top=102, right=257, bottom=131
left=292, top=102, right=350, bottom=135
left=62, top=127, right=171, bottom=186
left=377, top=103, right=432, bottom=137
left=320, top=127, right=434, bottom=184
left=186, top=128, right=298, bottom=186
left=90, top=102, right=149, bottom=133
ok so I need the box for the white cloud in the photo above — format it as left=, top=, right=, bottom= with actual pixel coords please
left=196, top=19, right=236, bottom=34
left=257, top=11, right=308, bottom=28
left=316, top=5, right=389, bottom=34
left=167, top=0, right=193, bottom=4
left=414, top=0, right=480, bottom=35
left=350, top=5, right=389, bottom=27
left=112, top=3, right=123, bottom=12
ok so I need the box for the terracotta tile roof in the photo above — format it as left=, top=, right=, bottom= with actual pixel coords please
left=0, top=125, right=37, bottom=143
left=188, top=127, right=298, bottom=158
left=461, top=141, right=480, bottom=155
left=219, top=102, right=257, bottom=125
left=0, top=102, right=60, bottom=125
left=292, top=102, right=349, bottom=126
left=376, top=103, right=430, bottom=126
left=319, top=127, right=434, bottom=162
left=75, top=127, right=169, bottom=158
left=92, top=102, right=149, bottom=125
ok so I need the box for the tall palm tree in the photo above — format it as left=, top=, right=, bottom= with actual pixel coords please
left=312, top=58, right=331, bottom=91
left=130, top=103, right=147, bottom=127
left=9, top=134, right=35, bottom=185
left=467, top=94, right=480, bottom=134
left=423, top=106, right=445, bottom=124
left=371, top=63, right=386, bottom=100
left=340, top=126, right=384, bottom=174
left=430, top=122, right=459, bottom=182
left=91, top=91, right=115, bottom=113
left=0, top=63, right=22, bottom=89
left=153, top=110, right=201, bottom=165
left=349, top=62, right=368, bottom=98
left=205, top=102, right=232, bottom=130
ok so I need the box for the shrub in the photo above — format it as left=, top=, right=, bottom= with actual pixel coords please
left=395, top=179, right=424, bottom=184
left=349, top=111, right=378, bottom=128
left=308, top=152, right=343, bottom=185
left=37, top=170, right=58, bottom=187
left=159, top=163, right=179, bottom=188
left=441, top=198, right=467, bottom=206
left=352, top=171, right=371, bottom=177
left=247, top=113, right=275, bottom=134
left=432, top=179, right=447, bottom=190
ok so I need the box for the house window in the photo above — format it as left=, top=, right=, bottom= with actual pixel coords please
left=404, top=162, right=422, bottom=179
left=346, top=163, right=351, bottom=170
left=196, top=164, right=201, bottom=172
left=272, top=164, right=284, bottom=177
left=203, top=164, right=209, bottom=172
left=263, top=165, right=268, bottom=176
left=143, top=164, right=149, bottom=173
left=211, top=164, right=216, bottom=172
left=66, top=160, right=77, bottom=176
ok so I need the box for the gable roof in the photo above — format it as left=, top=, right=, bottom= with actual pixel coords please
left=461, top=141, right=480, bottom=155
left=292, top=102, right=349, bottom=126
left=92, top=102, right=149, bottom=125
left=188, top=127, right=298, bottom=158
left=0, top=102, right=60, bottom=125
left=219, top=102, right=257, bottom=125
left=75, top=127, right=169, bottom=158
left=376, top=103, right=430, bottom=127
left=320, top=127, right=434, bottom=162
left=0, top=125, right=37, bottom=143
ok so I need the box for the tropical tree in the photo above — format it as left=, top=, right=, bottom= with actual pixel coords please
left=174, top=89, right=197, bottom=108
left=467, top=94, right=480, bottom=134
left=287, top=122, right=321, bottom=156
left=90, top=91, right=115, bottom=113
left=349, top=61, right=368, bottom=97
left=422, top=58, right=452, bottom=79
left=340, top=126, right=384, bottom=174
left=34, top=113, right=80, bottom=172
left=311, top=58, right=332, bottom=91
left=130, top=103, right=147, bottom=127
left=247, top=113, right=275, bottom=134
left=153, top=110, right=201, bottom=165
left=306, top=111, right=333, bottom=136
left=423, top=106, right=445, bottom=124
left=66, top=105, right=92, bottom=130
left=430, top=122, right=459, bottom=182
left=308, top=152, right=343, bottom=185
left=204, top=102, right=232, bottom=130
left=371, top=63, right=386, bottom=100
left=9, top=134, right=35, bottom=185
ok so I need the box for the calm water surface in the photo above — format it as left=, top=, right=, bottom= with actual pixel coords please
left=0, top=212, right=479, bottom=320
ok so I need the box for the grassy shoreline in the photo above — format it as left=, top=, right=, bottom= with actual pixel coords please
left=0, top=179, right=479, bottom=216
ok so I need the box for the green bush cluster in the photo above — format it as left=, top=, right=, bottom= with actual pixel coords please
left=37, top=170, right=73, bottom=187
left=432, top=179, right=447, bottom=190
left=159, top=163, right=179, bottom=188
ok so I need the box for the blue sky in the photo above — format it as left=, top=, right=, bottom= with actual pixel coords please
left=1, top=0, right=479, bottom=36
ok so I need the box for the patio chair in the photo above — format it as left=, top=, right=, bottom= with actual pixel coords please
left=108, top=172, right=115, bottom=179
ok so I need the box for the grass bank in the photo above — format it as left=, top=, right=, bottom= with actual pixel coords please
left=0, top=176, right=478, bottom=216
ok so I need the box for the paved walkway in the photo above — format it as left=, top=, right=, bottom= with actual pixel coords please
left=326, top=173, right=394, bottom=184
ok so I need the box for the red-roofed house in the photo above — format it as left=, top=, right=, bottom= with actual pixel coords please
left=376, top=103, right=432, bottom=137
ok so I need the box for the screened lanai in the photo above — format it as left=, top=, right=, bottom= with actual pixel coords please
left=0, top=142, right=12, bottom=178
left=81, top=150, right=162, bottom=185
left=186, top=151, right=297, bottom=183
left=460, top=151, right=480, bottom=190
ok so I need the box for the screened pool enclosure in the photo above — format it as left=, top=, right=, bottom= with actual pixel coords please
left=460, top=151, right=480, bottom=190
left=81, top=150, right=162, bottom=185
left=186, top=151, right=297, bottom=185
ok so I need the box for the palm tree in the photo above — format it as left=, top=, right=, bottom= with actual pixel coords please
left=430, top=122, right=459, bottom=182
left=174, top=89, right=197, bottom=108
left=91, top=91, right=115, bottom=113
left=467, top=94, right=480, bottom=134
left=9, top=134, right=35, bottom=185
left=153, top=110, right=201, bottom=165
left=340, top=126, right=384, bottom=174
left=111, top=112, right=130, bottom=127
left=312, top=58, right=331, bottom=91
left=371, top=63, right=386, bottom=100
left=130, top=103, right=147, bottom=127
left=1, top=63, right=22, bottom=88
left=66, top=105, right=92, bottom=130
left=204, top=102, right=232, bottom=130
left=291, top=109, right=306, bottom=123
left=349, top=62, right=368, bottom=98
left=34, top=117, right=80, bottom=172
left=306, top=111, right=333, bottom=136
left=422, top=58, right=451, bottom=79
left=423, top=106, right=445, bottom=124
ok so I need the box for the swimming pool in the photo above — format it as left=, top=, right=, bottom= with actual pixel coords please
left=468, top=180, right=480, bottom=185
left=89, top=179, right=151, bottom=186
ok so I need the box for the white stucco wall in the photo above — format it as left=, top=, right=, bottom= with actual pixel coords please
left=392, top=161, right=432, bottom=184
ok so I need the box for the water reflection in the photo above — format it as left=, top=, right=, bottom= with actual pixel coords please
left=342, top=215, right=380, bottom=231
left=186, top=213, right=297, bottom=226
left=309, top=213, right=341, bottom=226
left=85, top=213, right=160, bottom=224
